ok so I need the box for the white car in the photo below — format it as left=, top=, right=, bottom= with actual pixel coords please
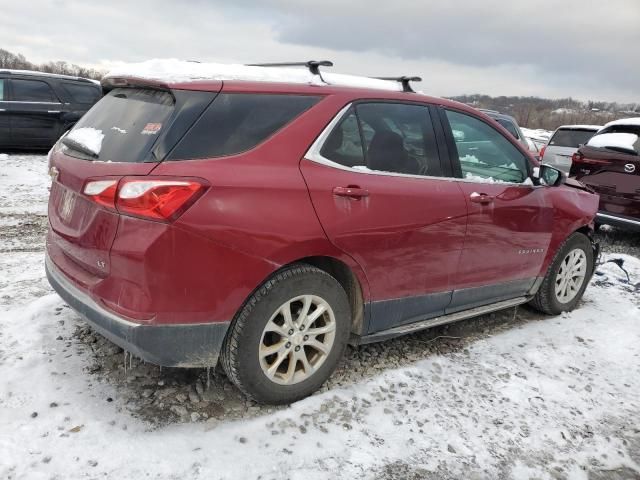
left=540, top=125, right=601, bottom=173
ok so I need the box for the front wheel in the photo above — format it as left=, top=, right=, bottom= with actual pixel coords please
left=530, top=232, right=594, bottom=315
left=221, top=264, right=351, bottom=404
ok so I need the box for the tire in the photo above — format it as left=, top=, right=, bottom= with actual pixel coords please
left=530, top=232, right=594, bottom=315
left=220, top=264, right=351, bottom=404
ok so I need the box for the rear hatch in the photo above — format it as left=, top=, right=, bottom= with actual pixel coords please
left=571, top=144, right=640, bottom=217
left=544, top=128, right=597, bottom=171
left=48, top=83, right=218, bottom=280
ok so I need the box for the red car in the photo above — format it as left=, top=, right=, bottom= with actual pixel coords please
left=46, top=61, right=599, bottom=404
left=570, top=118, right=640, bottom=231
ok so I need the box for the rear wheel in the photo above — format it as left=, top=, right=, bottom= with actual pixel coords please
left=530, top=232, right=593, bottom=314
left=221, top=264, right=350, bottom=404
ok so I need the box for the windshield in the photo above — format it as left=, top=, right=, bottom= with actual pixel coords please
left=62, top=88, right=174, bottom=162
left=549, top=129, right=596, bottom=148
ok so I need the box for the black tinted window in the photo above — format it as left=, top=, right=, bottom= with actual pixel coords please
left=63, top=88, right=174, bottom=162
left=354, top=103, right=442, bottom=176
left=320, top=108, right=365, bottom=167
left=169, top=94, right=319, bottom=160
left=550, top=129, right=596, bottom=148
left=496, top=118, right=520, bottom=139
left=12, top=79, right=57, bottom=102
left=62, top=83, right=101, bottom=104
left=446, top=110, right=529, bottom=183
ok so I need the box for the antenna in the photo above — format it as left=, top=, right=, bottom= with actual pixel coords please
left=374, top=76, right=422, bottom=93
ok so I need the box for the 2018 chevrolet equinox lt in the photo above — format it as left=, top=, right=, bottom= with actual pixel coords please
left=46, top=60, right=600, bottom=404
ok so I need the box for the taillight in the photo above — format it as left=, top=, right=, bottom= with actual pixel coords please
left=83, top=180, right=118, bottom=209
left=539, top=145, right=546, bottom=159
left=82, top=177, right=206, bottom=222
left=117, top=179, right=205, bottom=221
left=571, top=151, right=610, bottom=165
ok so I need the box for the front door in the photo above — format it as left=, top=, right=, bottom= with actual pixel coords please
left=9, top=78, right=63, bottom=147
left=301, top=102, right=467, bottom=333
left=440, top=108, right=553, bottom=312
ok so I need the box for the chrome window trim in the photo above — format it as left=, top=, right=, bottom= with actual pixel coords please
left=2, top=100, right=62, bottom=105
left=304, top=102, right=535, bottom=187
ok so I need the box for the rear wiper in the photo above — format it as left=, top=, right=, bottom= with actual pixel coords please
left=61, top=137, right=99, bottom=159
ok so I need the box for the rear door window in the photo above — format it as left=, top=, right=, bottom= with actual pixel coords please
left=168, top=93, right=320, bottom=160
left=11, top=79, right=57, bottom=102
left=320, top=102, right=443, bottom=177
left=62, top=83, right=101, bottom=104
left=445, top=109, right=529, bottom=183
left=549, top=129, right=596, bottom=148
left=62, top=88, right=174, bottom=162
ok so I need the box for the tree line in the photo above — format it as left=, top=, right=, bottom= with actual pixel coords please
left=0, top=48, right=104, bottom=80
left=450, top=94, right=639, bottom=130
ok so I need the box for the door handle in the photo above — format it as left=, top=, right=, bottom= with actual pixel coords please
left=47, top=110, right=61, bottom=114
left=469, top=192, right=494, bottom=204
left=332, top=186, right=370, bottom=199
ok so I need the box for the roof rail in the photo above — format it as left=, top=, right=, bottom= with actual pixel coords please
left=246, top=60, right=333, bottom=79
left=374, top=76, right=422, bottom=93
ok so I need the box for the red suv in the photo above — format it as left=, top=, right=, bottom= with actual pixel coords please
left=46, top=61, right=599, bottom=404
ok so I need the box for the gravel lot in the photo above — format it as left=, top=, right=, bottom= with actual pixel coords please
left=1, top=154, right=639, bottom=479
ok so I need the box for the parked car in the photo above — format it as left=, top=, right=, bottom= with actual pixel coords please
left=540, top=125, right=601, bottom=173
left=0, top=69, right=101, bottom=150
left=570, top=118, right=640, bottom=231
left=476, top=109, right=530, bottom=151
left=45, top=61, right=599, bottom=404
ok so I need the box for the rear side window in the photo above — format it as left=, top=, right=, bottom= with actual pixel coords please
left=549, top=129, right=596, bottom=148
left=62, top=82, right=101, bottom=104
left=321, top=102, right=443, bottom=177
left=496, top=118, right=520, bottom=139
left=63, top=88, right=174, bottom=162
left=446, top=109, right=529, bottom=183
left=169, top=94, right=320, bottom=160
left=11, top=79, right=57, bottom=102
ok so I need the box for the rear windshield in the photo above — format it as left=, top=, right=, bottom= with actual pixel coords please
left=168, top=93, right=320, bottom=160
left=62, top=88, right=174, bottom=162
left=549, top=128, right=596, bottom=148
left=62, top=82, right=101, bottom=104
left=496, top=118, right=520, bottom=139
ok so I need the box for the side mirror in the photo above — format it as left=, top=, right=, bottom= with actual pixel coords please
left=532, top=164, right=565, bottom=187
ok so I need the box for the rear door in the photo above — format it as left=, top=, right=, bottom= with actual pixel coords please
left=301, top=101, right=467, bottom=333
left=0, top=78, right=8, bottom=146
left=9, top=77, right=63, bottom=147
left=48, top=86, right=217, bottom=279
left=440, top=108, right=553, bottom=312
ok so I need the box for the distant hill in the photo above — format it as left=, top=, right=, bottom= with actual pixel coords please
left=449, top=94, right=639, bottom=130
left=0, top=48, right=104, bottom=80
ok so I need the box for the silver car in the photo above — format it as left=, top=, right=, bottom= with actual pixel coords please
left=541, top=125, right=601, bottom=173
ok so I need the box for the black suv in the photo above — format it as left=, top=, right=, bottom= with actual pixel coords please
left=0, top=70, right=101, bottom=150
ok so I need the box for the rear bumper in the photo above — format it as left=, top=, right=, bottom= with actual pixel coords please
left=45, top=254, right=230, bottom=368
left=596, top=211, right=640, bottom=231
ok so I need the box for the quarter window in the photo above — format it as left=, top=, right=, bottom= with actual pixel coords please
left=0, top=79, right=4, bottom=101
left=321, top=102, right=443, bottom=177
left=446, top=110, right=529, bottom=184
left=11, top=79, right=57, bottom=102
left=169, top=93, right=320, bottom=160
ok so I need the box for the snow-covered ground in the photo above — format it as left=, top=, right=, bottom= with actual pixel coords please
left=1, top=154, right=639, bottom=479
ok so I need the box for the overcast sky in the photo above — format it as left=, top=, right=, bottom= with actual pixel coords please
left=3, top=0, right=639, bottom=102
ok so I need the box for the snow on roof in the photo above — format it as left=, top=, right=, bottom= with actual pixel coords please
left=103, top=59, right=404, bottom=92
left=601, top=117, right=640, bottom=129
left=0, top=69, right=100, bottom=85
left=556, top=124, right=602, bottom=131
left=587, top=132, right=638, bottom=151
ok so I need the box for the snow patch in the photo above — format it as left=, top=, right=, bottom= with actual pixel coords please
left=588, top=132, right=638, bottom=151
left=65, top=127, right=105, bottom=156
left=104, top=58, right=404, bottom=92
left=464, top=172, right=510, bottom=183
